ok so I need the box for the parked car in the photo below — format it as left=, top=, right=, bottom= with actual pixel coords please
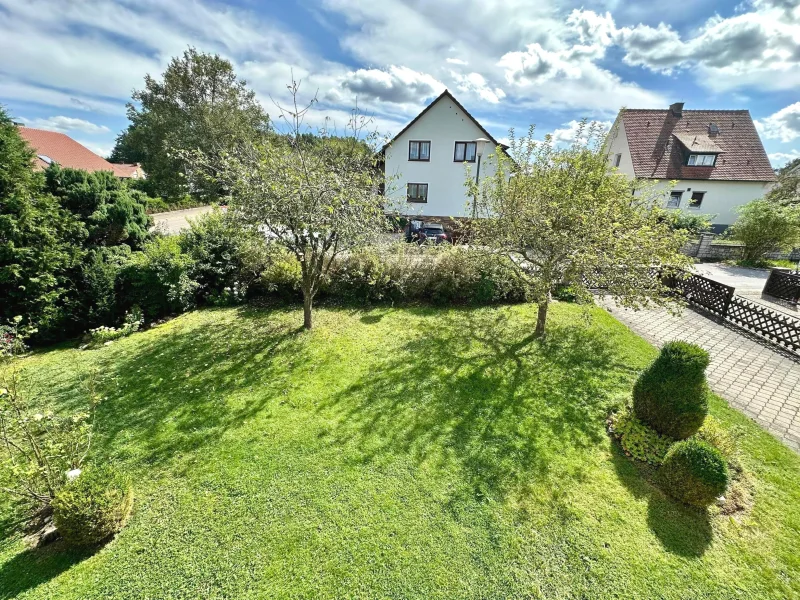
left=406, top=221, right=450, bottom=244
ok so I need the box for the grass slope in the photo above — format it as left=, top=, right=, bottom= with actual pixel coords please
left=1, top=303, right=799, bottom=599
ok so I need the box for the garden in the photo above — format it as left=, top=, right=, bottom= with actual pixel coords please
left=1, top=303, right=799, bottom=598
left=2, top=51, right=800, bottom=599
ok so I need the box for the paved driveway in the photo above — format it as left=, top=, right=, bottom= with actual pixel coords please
left=151, top=205, right=214, bottom=234
left=603, top=299, right=800, bottom=452
left=692, top=263, right=770, bottom=294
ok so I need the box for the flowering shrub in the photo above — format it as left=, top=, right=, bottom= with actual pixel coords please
left=1, top=322, right=100, bottom=518
left=87, top=307, right=143, bottom=345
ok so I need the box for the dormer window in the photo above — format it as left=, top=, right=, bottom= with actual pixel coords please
left=687, top=154, right=716, bottom=167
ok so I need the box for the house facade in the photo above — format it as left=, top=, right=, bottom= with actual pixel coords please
left=606, top=103, right=776, bottom=232
left=382, top=90, right=505, bottom=219
left=17, top=125, right=144, bottom=180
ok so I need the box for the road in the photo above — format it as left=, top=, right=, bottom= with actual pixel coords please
left=151, top=205, right=215, bottom=234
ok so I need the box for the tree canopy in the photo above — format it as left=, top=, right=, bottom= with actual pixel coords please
left=112, top=48, right=270, bottom=202
left=469, top=122, right=691, bottom=336
left=192, top=82, right=389, bottom=329
left=765, top=157, right=800, bottom=206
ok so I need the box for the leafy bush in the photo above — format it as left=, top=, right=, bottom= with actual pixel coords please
left=87, top=307, right=143, bottom=345
left=81, top=245, right=133, bottom=327
left=52, top=465, right=133, bottom=546
left=608, top=408, right=674, bottom=466
left=44, top=164, right=152, bottom=249
left=632, top=341, right=710, bottom=440
left=319, top=244, right=528, bottom=305
left=659, top=439, right=729, bottom=507
left=256, top=246, right=303, bottom=300
left=663, top=210, right=714, bottom=236
left=179, top=210, right=271, bottom=305
left=727, top=199, right=800, bottom=264
left=118, top=236, right=198, bottom=318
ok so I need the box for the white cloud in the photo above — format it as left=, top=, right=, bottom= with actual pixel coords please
left=613, top=2, right=800, bottom=92
left=755, top=102, right=800, bottom=142
left=336, top=65, right=445, bottom=105
left=550, top=119, right=612, bottom=144
left=768, top=150, right=800, bottom=168
left=21, top=116, right=110, bottom=135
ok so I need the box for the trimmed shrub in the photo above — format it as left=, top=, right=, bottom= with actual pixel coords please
left=52, top=465, right=133, bottom=546
left=608, top=408, right=674, bottom=466
left=318, top=244, right=529, bottom=305
left=632, top=341, right=710, bottom=440
left=117, top=236, right=198, bottom=318
left=659, top=439, right=729, bottom=507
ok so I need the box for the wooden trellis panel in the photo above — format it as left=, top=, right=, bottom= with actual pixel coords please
left=763, top=270, right=800, bottom=305
left=663, top=271, right=734, bottom=317
left=728, top=296, right=800, bottom=353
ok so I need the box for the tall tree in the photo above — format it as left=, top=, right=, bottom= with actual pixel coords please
left=469, top=122, right=691, bottom=336
left=113, top=48, right=270, bottom=201
left=190, top=82, right=389, bottom=329
left=0, top=108, right=86, bottom=336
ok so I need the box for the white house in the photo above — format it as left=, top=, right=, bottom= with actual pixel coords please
left=382, top=90, right=506, bottom=219
left=605, top=102, right=776, bottom=232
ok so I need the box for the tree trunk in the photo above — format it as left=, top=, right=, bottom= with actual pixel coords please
left=303, top=292, right=313, bottom=330
left=534, top=296, right=549, bottom=337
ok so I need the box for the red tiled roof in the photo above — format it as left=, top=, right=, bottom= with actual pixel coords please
left=17, top=126, right=119, bottom=175
left=110, top=163, right=145, bottom=179
left=621, top=109, right=776, bottom=182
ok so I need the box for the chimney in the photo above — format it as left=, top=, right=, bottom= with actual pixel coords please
left=670, top=102, right=684, bottom=117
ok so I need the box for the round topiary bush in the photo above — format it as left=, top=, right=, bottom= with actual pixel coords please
left=52, top=465, right=133, bottom=546
left=660, top=439, right=729, bottom=507
left=632, top=341, right=710, bottom=439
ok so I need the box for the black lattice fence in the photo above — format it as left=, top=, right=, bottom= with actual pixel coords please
left=662, top=271, right=734, bottom=317
left=664, top=270, right=800, bottom=355
left=728, top=296, right=800, bottom=353
left=763, top=269, right=800, bottom=305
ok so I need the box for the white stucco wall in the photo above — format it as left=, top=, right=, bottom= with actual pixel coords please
left=605, top=118, right=636, bottom=178
left=648, top=179, right=771, bottom=227
left=606, top=117, right=771, bottom=228
left=384, top=97, right=499, bottom=217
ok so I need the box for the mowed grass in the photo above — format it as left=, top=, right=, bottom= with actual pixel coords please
left=1, top=303, right=799, bottom=599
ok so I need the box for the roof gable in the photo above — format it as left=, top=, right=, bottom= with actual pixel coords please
left=620, top=109, right=775, bottom=182
left=383, top=90, right=504, bottom=152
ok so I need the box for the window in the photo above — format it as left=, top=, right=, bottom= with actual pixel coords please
left=407, top=183, right=428, bottom=203
left=667, top=191, right=683, bottom=208
left=454, top=141, right=477, bottom=162
left=687, top=154, right=716, bottom=166
left=408, top=140, right=430, bottom=161
left=613, top=153, right=622, bottom=167
left=688, top=191, right=705, bottom=208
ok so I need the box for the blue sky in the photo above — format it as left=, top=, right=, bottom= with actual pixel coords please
left=1, top=0, right=799, bottom=167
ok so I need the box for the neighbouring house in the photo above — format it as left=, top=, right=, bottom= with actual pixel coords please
left=16, top=125, right=145, bottom=180
left=605, top=103, right=776, bottom=232
left=381, top=90, right=506, bottom=220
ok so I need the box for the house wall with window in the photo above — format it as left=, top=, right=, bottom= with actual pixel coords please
left=383, top=93, right=500, bottom=218
left=605, top=118, right=635, bottom=178
left=648, top=179, right=772, bottom=230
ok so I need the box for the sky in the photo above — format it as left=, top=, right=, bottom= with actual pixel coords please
left=1, top=0, right=799, bottom=167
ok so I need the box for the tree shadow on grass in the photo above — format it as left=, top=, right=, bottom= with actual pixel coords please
left=80, top=306, right=312, bottom=469
left=316, top=307, right=638, bottom=505
left=0, top=541, right=92, bottom=600
left=610, top=443, right=712, bottom=557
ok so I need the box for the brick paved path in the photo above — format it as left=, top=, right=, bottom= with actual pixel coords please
left=602, top=300, right=800, bottom=452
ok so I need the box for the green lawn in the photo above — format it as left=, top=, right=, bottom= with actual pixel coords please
left=1, top=303, right=799, bottom=599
